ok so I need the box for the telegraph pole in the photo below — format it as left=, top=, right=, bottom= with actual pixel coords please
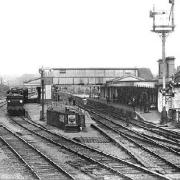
left=150, top=0, right=175, bottom=110
left=39, top=67, right=52, bottom=121
left=39, top=67, right=45, bottom=121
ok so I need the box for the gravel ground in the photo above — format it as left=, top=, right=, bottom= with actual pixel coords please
left=0, top=115, right=23, bottom=133
left=24, top=103, right=138, bottom=163
left=21, top=133, right=92, bottom=180
left=87, top=142, right=132, bottom=161
left=24, top=102, right=180, bottom=180
left=0, top=110, right=93, bottom=179
left=1, top=104, right=121, bottom=179
left=0, top=144, right=27, bottom=180
left=2, top=102, right=180, bottom=179
left=0, top=115, right=35, bottom=179
left=25, top=103, right=100, bottom=138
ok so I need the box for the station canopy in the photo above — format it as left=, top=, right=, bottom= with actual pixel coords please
left=104, top=74, right=156, bottom=88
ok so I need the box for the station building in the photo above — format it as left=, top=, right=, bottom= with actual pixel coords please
left=99, top=69, right=157, bottom=107
left=24, top=57, right=177, bottom=113
left=100, top=57, right=176, bottom=112
left=24, top=68, right=142, bottom=100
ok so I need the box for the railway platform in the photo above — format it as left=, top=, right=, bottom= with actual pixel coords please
left=89, top=98, right=161, bottom=125
left=24, top=103, right=99, bottom=137
left=89, top=98, right=180, bottom=133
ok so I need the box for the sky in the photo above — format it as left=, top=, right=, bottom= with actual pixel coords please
left=0, top=0, right=179, bottom=76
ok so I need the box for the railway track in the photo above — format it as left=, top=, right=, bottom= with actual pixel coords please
left=73, top=100, right=180, bottom=178
left=8, top=117, right=124, bottom=180
left=80, top=108, right=180, bottom=178
left=128, top=117, right=180, bottom=144
left=83, top=100, right=180, bottom=152
left=91, top=121, right=180, bottom=177
left=0, top=135, right=37, bottom=180
left=8, top=115, right=171, bottom=180
left=0, top=125, right=75, bottom=180
left=106, top=106, right=180, bottom=143
left=93, top=107, right=180, bottom=152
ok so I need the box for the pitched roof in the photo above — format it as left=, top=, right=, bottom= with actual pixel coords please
left=107, top=75, right=145, bottom=84
left=138, top=68, right=154, bottom=80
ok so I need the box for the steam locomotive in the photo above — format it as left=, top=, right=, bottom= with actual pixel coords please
left=6, top=88, right=28, bottom=115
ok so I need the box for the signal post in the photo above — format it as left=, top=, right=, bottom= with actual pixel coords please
left=150, top=0, right=175, bottom=121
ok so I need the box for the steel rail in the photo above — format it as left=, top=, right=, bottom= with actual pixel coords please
left=0, top=132, right=40, bottom=180
left=89, top=108, right=180, bottom=156
left=106, top=106, right=180, bottom=144
left=87, top=110, right=180, bottom=170
left=90, top=121, right=180, bottom=173
left=0, top=125, right=75, bottom=180
left=83, top=104, right=180, bottom=156
left=87, top=99, right=180, bottom=141
left=11, top=117, right=134, bottom=180
left=17, top=115, right=172, bottom=180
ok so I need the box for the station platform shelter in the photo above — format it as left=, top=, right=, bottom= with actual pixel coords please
left=100, top=74, right=158, bottom=110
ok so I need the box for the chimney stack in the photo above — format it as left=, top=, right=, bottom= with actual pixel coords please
left=158, top=56, right=175, bottom=78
